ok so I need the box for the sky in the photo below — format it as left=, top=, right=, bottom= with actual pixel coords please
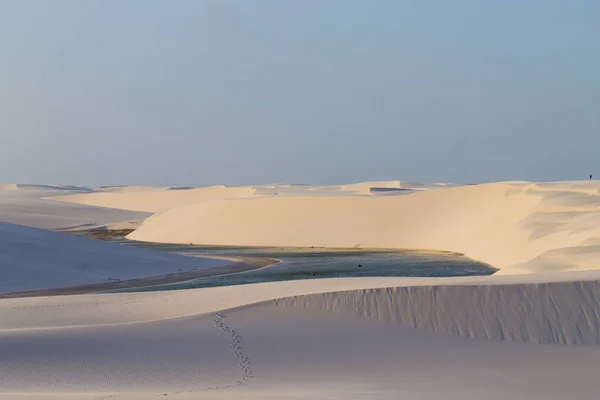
left=1, top=0, right=599, bottom=187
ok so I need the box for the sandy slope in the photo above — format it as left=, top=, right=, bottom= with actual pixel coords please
left=0, top=223, right=228, bottom=294
left=0, top=185, right=148, bottom=230
left=51, top=186, right=256, bottom=212
left=129, top=181, right=600, bottom=274
left=1, top=273, right=600, bottom=399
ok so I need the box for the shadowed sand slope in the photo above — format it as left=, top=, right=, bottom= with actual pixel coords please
left=2, top=274, right=599, bottom=336
left=274, top=280, right=600, bottom=344
left=129, top=181, right=600, bottom=273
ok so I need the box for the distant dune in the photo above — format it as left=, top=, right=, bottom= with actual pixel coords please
left=0, top=185, right=148, bottom=230
left=1, top=183, right=89, bottom=191
left=0, top=184, right=18, bottom=191
left=128, top=181, right=600, bottom=274
left=51, top=185, right=256, bottom=212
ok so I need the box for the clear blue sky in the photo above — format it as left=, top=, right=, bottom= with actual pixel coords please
left=1, top=0, right=598, bottom=187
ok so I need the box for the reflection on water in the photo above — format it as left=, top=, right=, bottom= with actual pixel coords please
left=109, top=243, right=497, bottom=293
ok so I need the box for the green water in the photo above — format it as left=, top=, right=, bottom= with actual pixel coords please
left=108, top=242, right=496, bottom=293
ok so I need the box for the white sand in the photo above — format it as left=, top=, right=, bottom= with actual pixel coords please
left=3, top=180, right=600, bottom=398
left=51, top=185, right=257, bottom=212
left=0, top=184, right=18, bottom=191
left=129, top=181, right=600, bottom=274
left=0, top=185, right=148, bottom=230
left=1, top=273, right=600, bottom=399
left=50, top=181, right=449, bottom=213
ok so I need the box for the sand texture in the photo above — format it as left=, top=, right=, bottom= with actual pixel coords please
left=3, top=180, right=600, bottom=398
left=2, top=275, right=600, bottom=399
left=127, top=181, right=600, bottom=274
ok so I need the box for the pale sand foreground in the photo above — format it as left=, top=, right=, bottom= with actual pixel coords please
left=1, top=274, right=600, bottom=399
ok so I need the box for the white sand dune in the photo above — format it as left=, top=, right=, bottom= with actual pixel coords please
left=0, top=184, right=18, bottom=191
left=51, top=185, right=256, bottom=212
left=1, top=272, right=600, bottom=398
left=0, top=186, right=148, bottom=230
left=2, top=271, right=599, bottom=330
left=51, top=181, right=450, bottom=212
left=258, top=181, right=455, bottom=196
left=0, top=223, right=228, bottom=294
left=129, top=181, right=600, bottom=274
